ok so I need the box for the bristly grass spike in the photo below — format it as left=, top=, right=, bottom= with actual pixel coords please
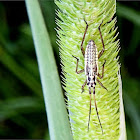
left=72, top=19, right=108, bottom=135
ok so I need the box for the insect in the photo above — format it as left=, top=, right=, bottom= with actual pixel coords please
left=72, top=20, right=107, bottom=134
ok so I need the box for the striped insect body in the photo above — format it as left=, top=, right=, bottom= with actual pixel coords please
left=85, top=40, right=98, bottom=88
left=72, top=20, right=107, bottom=135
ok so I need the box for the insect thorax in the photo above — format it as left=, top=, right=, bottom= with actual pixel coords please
left=85, top=40, right=98, bottom=87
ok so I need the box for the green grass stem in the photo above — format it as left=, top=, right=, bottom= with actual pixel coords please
left=25, top=0, right=73, bottom=139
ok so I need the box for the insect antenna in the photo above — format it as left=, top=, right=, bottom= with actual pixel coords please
left=93, top=87, right=104, bottom=134
left=88, top=87, right=92, bottom=131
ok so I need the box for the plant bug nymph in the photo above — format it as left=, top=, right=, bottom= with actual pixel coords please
left=72, top=19, right=107, bottom=134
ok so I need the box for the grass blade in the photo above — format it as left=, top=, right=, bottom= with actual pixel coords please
left=25, top=0, right=73, bottom=139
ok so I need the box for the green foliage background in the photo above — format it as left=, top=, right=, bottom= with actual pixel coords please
left=0, top=0, right=139, bottom=139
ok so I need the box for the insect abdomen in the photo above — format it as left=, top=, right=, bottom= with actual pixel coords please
left=85, top=40, right=98, bottom=74
left=85, top=40, right=98, bottom=87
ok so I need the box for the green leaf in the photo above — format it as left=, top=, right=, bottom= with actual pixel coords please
left=0, top=97, right=43, bottom=120
left=117, top=3, right=140, bottom=26
left=25, top=0, right=73, bottom=140
left=0, top=46, right=41, bottom=96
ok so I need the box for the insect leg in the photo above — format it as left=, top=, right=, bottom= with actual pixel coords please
left=98, top=21, right=105, bottom=59
left=72, top=55, right=84, bottom=74
left=98, top=60, right=106, bottom=79
left=97, top=78, right=107, bottom=91
left=81, top=79, right=87, bottom=93
left=93, top=87, right=103, bottom=134
left=80, top=19, right=89, bottom=57
left=88, top=87, right=92, bottom=131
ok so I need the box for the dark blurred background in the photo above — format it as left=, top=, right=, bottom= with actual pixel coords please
left=0, top=0, right=139, bottom=139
